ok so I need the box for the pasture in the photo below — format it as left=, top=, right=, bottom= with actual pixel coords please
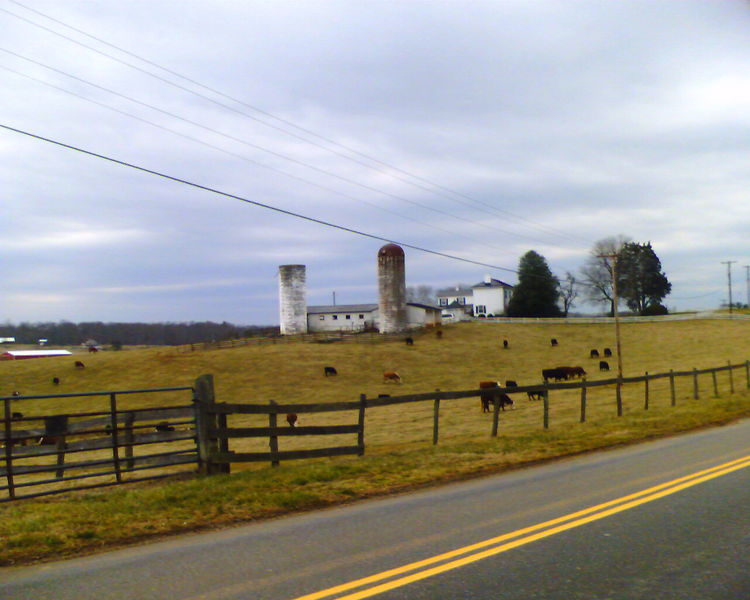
left=2, top=318, right=750, bottom=564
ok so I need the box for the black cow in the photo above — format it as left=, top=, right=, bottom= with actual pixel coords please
left=324, top=366, right=337, bottom=377
left=155, top=422, right=175, bottom=432
left=527, top=390, right=544, bottom=401
left=505, top=380, right=518, bottom=388
left=502, top=339, right=509, bottom=349
left=542, top=368, right=567, bottom=382
left=405, top=337, right=414, bottom=346
left=589, top=349, right=600, bottom=358
left=436, top=330, right=443, bottom=339
left=481, top=392, right=514, bottom=413
left=550, top=338, right=558, bottom=346
left=603, top=348, right=612, bottom=357
left=52, top=377, right=60, bottom=385
left=599, top=360, right=610, bottom=371
left=74, top=361, right=85, bottom=369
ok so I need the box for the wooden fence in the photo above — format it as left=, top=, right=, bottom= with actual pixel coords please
left=1, top=386, right=197, bottom=501
left=193, top=375, right=365, bottom=473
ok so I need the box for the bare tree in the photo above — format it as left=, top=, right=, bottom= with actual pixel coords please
left=405, top=285, right=436, bottom=305
left=580, top=235, right=631, bottom=315
left=559, top=271, right=579, bottom=316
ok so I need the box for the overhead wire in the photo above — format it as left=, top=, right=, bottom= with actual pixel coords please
left=2, top=1, right=594, bottom=249
left=0, top=46, right=572, bottom=249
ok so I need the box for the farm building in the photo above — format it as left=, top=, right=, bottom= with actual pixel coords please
left=0, top=337, right=15, bottom=344
left=1, top=349, right=72, bottom=360
left=306, top=303, right=442, bottom=333
left=437, top=275, right=513, bottom=319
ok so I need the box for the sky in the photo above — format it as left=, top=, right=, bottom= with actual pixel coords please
left=3, top=0, right=750, bottom=326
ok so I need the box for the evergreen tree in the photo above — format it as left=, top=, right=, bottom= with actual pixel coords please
left=617, top=242, right=672, bottom=314
left=507, top=251, right=563, bottom=317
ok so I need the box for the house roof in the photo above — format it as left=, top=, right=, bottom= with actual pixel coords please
left=436, top=287, right=473, bottom=297
left=307, top=304, right=378, bottom=315
left=406, top=302, right=442, bottom=311
left=1, top=350, right=72, bottom=359
left=471, top=278, right=513, bottom=289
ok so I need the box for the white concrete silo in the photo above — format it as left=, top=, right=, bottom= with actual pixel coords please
left=279, top=265, right=308, bottom=335
left=377, top=243, right=408, bottom=333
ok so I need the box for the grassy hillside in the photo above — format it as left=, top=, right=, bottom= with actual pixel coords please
left=2, top=318, right=750, bottom=564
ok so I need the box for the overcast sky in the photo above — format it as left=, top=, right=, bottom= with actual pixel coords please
left=3, top=0, right=750, bottom=325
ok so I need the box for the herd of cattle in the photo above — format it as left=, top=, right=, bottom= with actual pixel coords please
left=318, top=336, right=617, bottom=416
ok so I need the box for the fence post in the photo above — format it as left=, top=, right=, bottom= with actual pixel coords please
left=194, top=374, right=219, bottom=475
left=712, top=369, right=719, bottom=398
left=491, top=391, right=500, bottom=437
left=543, top=389, right=549, bottom=430
left=3, top=397, right=15, bottom=500
left=580, top=378, right=587, bottom=423
left=358, top=394, right=366, bottom=455
left=670, top=369, right=676, bottom=406
left=692, top=368, right=699, bottom=400
left=432, top=390, right=440, bottom=445
left=109, top=393, right=122, bottom=483
left=728, top=360, right=735, bottom=393
left=616, top=378, right=623, bottom=417
left=644, top=372, right=649, bottom=410
left=124, top=412, right=135, bottom=470
left=746, top=360, right=750, bottom=389
left=269, top=400, right=279, bottom=467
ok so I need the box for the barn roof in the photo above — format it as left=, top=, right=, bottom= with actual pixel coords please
left=307, top=304, right=378, bottom=315
left=1, top=350, right=73, bottom=360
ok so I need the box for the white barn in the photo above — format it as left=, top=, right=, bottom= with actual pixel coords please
left=306, top=303, right=442, bottom=333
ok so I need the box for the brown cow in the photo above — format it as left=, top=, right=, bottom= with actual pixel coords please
left=286, top=413, right=298, bottom=427
left=74, top=361, right=85, bottom=369
left=383, top=371, right=402, bottom=383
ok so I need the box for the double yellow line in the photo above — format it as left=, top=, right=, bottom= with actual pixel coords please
left=291, top=454, right=750, bottom=600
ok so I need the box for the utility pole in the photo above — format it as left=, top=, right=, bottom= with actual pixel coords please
left=599, top=253, right=624, bottom=416
left=744, top=265, right=749, bottom=309
left=721, top=261, right=736, bottom=314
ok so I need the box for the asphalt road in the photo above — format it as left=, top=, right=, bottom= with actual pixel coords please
left=2, top=419, right=749, bottom=600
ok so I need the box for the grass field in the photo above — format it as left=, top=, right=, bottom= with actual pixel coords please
left=2, top=318, right=750, bottom=565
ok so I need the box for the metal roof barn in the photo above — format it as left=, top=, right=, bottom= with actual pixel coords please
left=0, top=350, right=73, bottom=360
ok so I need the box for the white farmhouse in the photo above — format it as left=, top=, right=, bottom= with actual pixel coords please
left=436, top=275, right=513, bottom=319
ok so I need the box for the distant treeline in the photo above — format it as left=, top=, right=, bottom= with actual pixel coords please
left=0, top=321, right=279, bottom=347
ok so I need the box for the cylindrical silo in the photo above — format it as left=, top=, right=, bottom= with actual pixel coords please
left=279, top=265, right=308, bottom=335
left=377, top=243, right=408, bottom=333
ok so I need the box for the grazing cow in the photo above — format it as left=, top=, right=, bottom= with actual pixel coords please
left=88, top=346, right=98, bottom=353
left=285, top=413, right=298, bottom=427
left=38, top=436, right=59, bottom=446
left=155, top=422, right=175, bottom=432
left=377, top=394, right=391, bottom=398
left=505, top=380, right=518, bottom=388
left=52, top=377, right=60, bottom=385
left=527, top=390, right=544, bottom=401
left=542, top=368, right=567, bottom=382
left=324, top=366, right=337, bottom=377
left=436, top=330, right=443, bottom=339
left=571, top=366, right=587, bottom=378
left=12, top=412, right=23, bottom=420
left=502, top=339, right=509, bottom=349
left=589, top=349, right=600, bottom=358
left=383, top=371, right=402, bottom=383
left=479, top=381, right=499, bottom=412
left=550, top=338, right=558, bottom=346
left=557, top=366, right=586, bottom=379
left=603, top=348, right=612, bottom=357
left=481, top=390, right=514, bottom=412
left=74, top=361, right=85, bottom=369
left=12, top=391, right=20, bottom=397
left=599, top=360, right=610, bottom=371
left=405, top=337, right=414, bottom=346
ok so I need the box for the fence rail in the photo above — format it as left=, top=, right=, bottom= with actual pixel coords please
left=1, top=387, right=196, bottom=502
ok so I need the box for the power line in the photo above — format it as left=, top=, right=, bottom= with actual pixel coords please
left=2, top=1, right=593, bottom=248
left=0, top=123, right=525, bottom=275
left=0, top=46, right=568, bottom=249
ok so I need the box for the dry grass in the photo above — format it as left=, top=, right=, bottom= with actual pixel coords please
left=1, top=318, right=750, bottom=565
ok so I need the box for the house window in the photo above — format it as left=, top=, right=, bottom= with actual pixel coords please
left=332, top=315, right=338, bottom=320
left=345, top=314, right=351, bottom=320
left=319, top=316, right=325, bottom=320
left=359, top=314, right=364, bottom=319
left=439, top=298, right=448, bottom=306
left=459, top=297, right=466, bottom=305
left=475, top=305, right=486, bottom=314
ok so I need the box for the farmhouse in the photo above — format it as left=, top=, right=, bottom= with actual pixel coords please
left=307, top=303, right=442, bottom=333
left=1, top=349, right=72, bottom=360
left=437, top=275, right=514, bottom=319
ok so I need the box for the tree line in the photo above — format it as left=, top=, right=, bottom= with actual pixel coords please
left=507, top=235, right=672, bottom=318
left=0, top=321, right=278, bottom=347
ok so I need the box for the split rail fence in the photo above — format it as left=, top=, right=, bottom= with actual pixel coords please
left=3, top=361, right=749, bottom=496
